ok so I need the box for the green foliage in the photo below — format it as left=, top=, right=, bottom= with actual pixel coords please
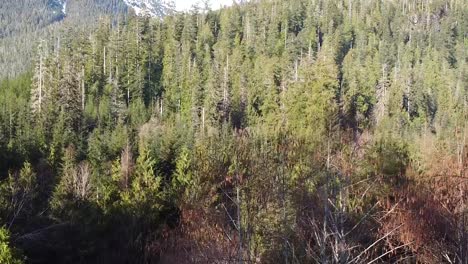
left=0, top=227, right=23, bottom=264
left=120, top=147, right=162, bottom=218
left=366, top=137, right=409, bottom=184
left=0, top=0, right=466, bottom=262
left=285, top=43, right=339, bottom=141
left=0, top=162, right=37, bottom=226
left=87, top=125, right=128, bottom=169
left=342, top=49, right=377, bottom=129
left=171, top=146, right=193, bottom=198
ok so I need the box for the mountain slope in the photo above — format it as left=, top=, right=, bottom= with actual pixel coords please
left=0, top=0, right=172, bottom=79
left=0, top=0, right=63, bottom=38
left=123, top=0, right=175, bottom=17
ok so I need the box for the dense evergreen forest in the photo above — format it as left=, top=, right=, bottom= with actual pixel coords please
left=0, top=0, right=130, bottom=79
left=0, top=0, right=467, bottom=263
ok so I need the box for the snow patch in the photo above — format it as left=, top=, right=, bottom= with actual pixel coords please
left=123, top=0, right=174, bottom=17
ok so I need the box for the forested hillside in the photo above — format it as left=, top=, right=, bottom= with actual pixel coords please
left=0, top=0, right=131, bottom=79
left=0, top=0, right=467, bottom=263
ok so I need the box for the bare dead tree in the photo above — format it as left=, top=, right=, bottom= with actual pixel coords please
left=121, top=144, right=134, bottom=190
left=72, top=161, right=91, bottom=200
left=6, top=162, right=37, bottom=229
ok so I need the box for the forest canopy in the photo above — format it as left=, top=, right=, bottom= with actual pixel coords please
left=0, top=0, right=466, bottom=263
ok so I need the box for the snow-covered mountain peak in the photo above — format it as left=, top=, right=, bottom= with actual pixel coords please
left=123, top=0, right=175, bottom=17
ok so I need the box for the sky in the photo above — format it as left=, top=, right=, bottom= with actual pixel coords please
left=173, top=0, right=234, bottom=11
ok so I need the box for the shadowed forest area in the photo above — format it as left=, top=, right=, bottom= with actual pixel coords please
left=0, top=0, right=467, bottom=263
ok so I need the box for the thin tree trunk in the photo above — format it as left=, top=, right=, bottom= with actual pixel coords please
left=237, top=186, right=243, bottom=264
left=39, top=53, right=43, bottom=113
left=81, top=66, right=85, bottom=111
